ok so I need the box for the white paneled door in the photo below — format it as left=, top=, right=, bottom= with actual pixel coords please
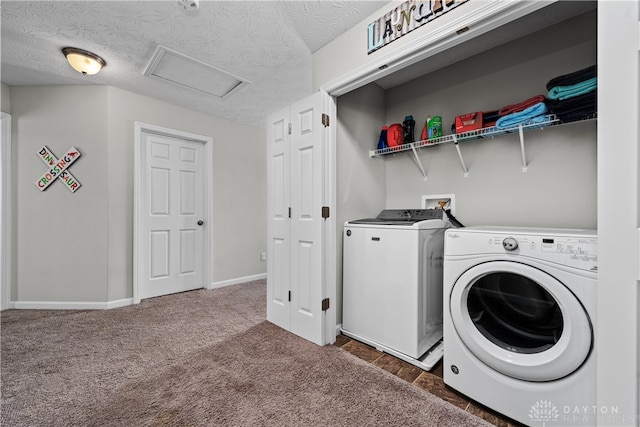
left=289, top=95, right=325, bottom=343
left=266, top=109, right=291, bottom=329
left=267, top=91, right=335, bottom=346
left=137, top=127, right=207, bottom=300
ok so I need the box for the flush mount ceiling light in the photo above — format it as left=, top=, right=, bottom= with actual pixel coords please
left=62, top=47, right=106, bottom=76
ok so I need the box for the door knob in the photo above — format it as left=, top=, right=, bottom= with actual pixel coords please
left=197, top=220, right=204, bottom=226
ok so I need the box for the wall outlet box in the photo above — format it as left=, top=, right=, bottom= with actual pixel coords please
left=260, top=252, right=267, bottom=261
left=422, top=194, right=455, bottom=216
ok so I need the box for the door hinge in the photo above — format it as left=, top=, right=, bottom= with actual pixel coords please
left=321, top=298, right=330, bottom=311
left=321, top=113, right=330, bottom=127
left=288, top=123, right=292, bottom=135
left=288, top=291, right=291, bottom=302
left=321, top=206, right=330, bottom=219
left=288, top=207, right=291, bottom=218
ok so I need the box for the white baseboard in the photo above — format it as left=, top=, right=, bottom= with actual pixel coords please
left=10, top=297, right=135, bottom=310
left=6, top=274, right=269, bottom=310
left=336, top=323, right=343, bottom=337
left=210, top=273, right=266, bottom=290
left=106, top=298, right=135, bottom=309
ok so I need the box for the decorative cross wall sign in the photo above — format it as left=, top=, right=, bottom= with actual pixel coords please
left=35, top=146, right=82, bottom=192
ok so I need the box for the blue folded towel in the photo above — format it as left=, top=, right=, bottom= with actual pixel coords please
left=495, top=102, right=548, bottom=129
left=547, top=77, right=597, bottom=101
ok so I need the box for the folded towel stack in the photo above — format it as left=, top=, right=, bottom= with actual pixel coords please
left=547, top=77, right=597, bottom=101
left=546, top=65, right=597, bottom=122
left=547, top=92, right=596, bottom=123
left=498, top=94, right=547, bottom=116
left=495, top=102, right=548, bottom=130
left=546, top=65, right=596, bottom=90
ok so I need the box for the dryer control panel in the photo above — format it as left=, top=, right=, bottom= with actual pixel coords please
left=445, top=227, right=598, bottom=273
left=541, top=236, right=597, bottom=258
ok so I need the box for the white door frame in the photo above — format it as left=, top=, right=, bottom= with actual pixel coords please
left=596, top=1, right=639, bottom=422
left=133, top=122, right=213, bottom=304
left=1, top=112, right=12, bottom=310
left=322, top=93, right=337, bottom=344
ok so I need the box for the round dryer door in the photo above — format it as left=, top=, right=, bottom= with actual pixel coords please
left=449, top=261, right=592, bottom=382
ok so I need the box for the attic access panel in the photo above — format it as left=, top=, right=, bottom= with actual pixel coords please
left=144, top=45, right=250, bottom=100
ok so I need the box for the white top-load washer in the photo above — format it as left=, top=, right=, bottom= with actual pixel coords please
left=443, top=226, right=597, bottom=426
left=342, top=209, right=450, bottom=370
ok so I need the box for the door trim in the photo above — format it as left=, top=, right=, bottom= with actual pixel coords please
left=133, top=122, right=213, bottom=304
left=321, top=92, right=337, bottom=345
left=1, top=113, right=12, bottom=310
left=321, top=1, right=548, bottom=98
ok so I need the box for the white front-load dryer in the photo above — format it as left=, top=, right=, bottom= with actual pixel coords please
left=443, top=227, right=598, bottom=426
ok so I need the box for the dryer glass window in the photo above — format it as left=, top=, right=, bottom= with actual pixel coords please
left=467, top=272, right=563, bottom=354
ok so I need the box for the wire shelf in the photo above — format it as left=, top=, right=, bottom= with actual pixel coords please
left=369, top=114, right=560, bottom=158
left=368, top=113, right=596, bottom=179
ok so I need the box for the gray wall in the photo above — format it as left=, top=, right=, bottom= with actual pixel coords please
left=11, top=85, right=266, bottom=303
left=1, top=83, right=10, bottom=113
left=384, top=11, right=597, bottom=229
left=13, top=86, right=110, bottom=302
left=105, top=87, right=266, bottom=301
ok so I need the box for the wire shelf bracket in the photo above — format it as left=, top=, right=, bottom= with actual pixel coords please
left=409, top=143, right=428, bottom=180
left=452, top=134, right=469, bottom=177
left=519, top=124, right=528, bottom=172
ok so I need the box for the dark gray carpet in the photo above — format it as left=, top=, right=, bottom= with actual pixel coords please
left=1, top=280, right=490, bottom=426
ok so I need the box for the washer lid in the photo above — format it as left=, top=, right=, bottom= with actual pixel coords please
left=348, top=209, right=444, bottom=225
left=450, top=261, right=593, bottom=382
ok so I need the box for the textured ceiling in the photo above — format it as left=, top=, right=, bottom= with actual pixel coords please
left=1, top=0, right=387, bottom=125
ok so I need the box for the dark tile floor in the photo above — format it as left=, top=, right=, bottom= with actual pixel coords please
left=334, top=335, right=524, bottom=427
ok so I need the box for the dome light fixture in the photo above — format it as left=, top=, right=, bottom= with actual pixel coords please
left=62, top=47, right=106, bottom=76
